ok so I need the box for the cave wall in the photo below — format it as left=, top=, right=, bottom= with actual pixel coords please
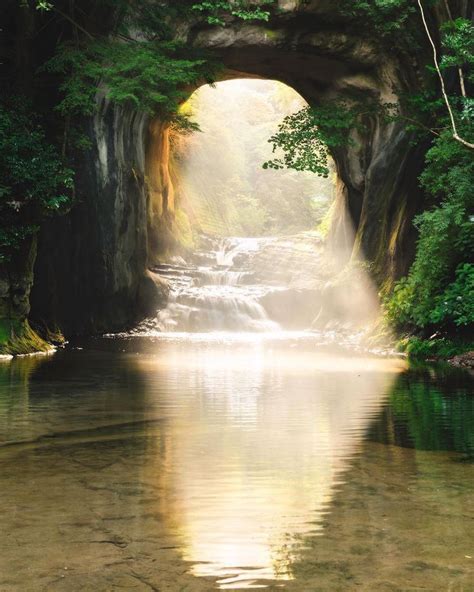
left=26, top=0, right=441, bottom=338
left=145, top=121, right=191, bottom=262
left=0, top=239, right=37, bottom=344
left=30, top=96, right=151, bottom=334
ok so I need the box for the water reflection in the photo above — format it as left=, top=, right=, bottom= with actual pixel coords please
left=133, top=342, right=404, bottom=587
left=370, top=366, right=474, bottom=459
left=0, top=339, right=472, bottom=591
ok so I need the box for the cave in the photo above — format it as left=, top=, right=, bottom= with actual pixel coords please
left=1, top=3, right=473, bottom=589
left=29, top=3, right=427, bottom=337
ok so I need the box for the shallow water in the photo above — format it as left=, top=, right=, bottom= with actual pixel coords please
left=0, top=336, right=473, bottom=591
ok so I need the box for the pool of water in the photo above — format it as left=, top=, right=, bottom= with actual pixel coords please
left=0, top=335, right=472, bottom=591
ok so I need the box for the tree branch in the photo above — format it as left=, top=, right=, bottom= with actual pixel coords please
left=398, top=115, right=441, bottom=137
left=51, top=5, right=94, bottom=40
left=417, top=0, right=473, bottom=149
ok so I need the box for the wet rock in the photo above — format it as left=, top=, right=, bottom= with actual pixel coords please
left=448, top=352, right=474, bottom=369
left=136, top=271, right=170, bottom=318
left=169, top=255, right=187, bottom=267
left=30, top=98, right=150, bottom=336
left=261, top=288, right=322, bottom=329
left=0, top=237, right=37, bottom=336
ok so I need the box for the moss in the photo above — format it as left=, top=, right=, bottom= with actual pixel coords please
left=0, top=319, right=53, bottom=356
left=35, top=323, right=66, bottom=346
left=263, top=28, right=281, bottom=41
left=0, top=319, right=17, bottom=345
left=45, top=327, right=66, bottom=346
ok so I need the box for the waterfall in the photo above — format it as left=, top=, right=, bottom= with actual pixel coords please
left=151, top=237, right=281, bottom=333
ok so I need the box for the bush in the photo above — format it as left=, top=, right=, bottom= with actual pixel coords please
left=432, top=264, right=474, bottom=327
left=0, top=97, right=74, bottom=263
left=397, top=335, right=474, bottom=359
left=386, top=129, right=474, bottom=331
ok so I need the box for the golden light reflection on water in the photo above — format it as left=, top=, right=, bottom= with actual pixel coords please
left=1, top=341, right=473, bottom=592
left=134, top=339, right=406, bottom=588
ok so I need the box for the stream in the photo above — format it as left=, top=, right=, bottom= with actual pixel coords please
left=0, top=237, right=473, bottom=591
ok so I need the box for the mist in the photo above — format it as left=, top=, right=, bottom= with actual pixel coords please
left=144, top=79, right=386, bottom=336
left=173, top=79, right=335, bottom=237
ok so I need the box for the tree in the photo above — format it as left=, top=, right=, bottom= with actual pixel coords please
left=0, top=98, right=73, bottom=263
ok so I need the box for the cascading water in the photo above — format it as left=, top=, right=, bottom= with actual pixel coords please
left=150, top=237, right=281, bottom=333
left=129, top=230, right=377, bottom=338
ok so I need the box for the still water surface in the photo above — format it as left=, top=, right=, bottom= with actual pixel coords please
left=0, top=335, right=472, bottom=591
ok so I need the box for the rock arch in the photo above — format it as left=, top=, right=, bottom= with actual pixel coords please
left=31, top=3, right=427, bottom=334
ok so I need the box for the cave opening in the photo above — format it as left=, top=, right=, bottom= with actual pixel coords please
left=141, top=79, right=380, bottom=335
left=172, top=79, right=335, bottom=240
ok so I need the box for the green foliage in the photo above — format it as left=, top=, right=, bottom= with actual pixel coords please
left=35, top=1, right=53, bottom=10
left=440, top=18, right=474, bottom=83
left=192, top=0, right=275, bottom=25
left=337, top=0, right=418, bottom=43
left=0, top=98, right=74, bottom=263
left=396, top=335, right=474, bottom=359
left=263, top=102, right=366, bottom=177
left=46, top=40, right=216, bottom=123
left=0, top=227, right=39, bottom=264
left=386, top=124, right=474, bottom=331
left=433, top=264, right=474, bottom=327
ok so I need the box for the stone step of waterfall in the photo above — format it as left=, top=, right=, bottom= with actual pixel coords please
left=151, top=264, right=196, bottom=276
left=152, top=262, right=256, bottom=286
left=144, top=233, right=338, bottom=332
left=194, top=269, right=254, bottom=286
